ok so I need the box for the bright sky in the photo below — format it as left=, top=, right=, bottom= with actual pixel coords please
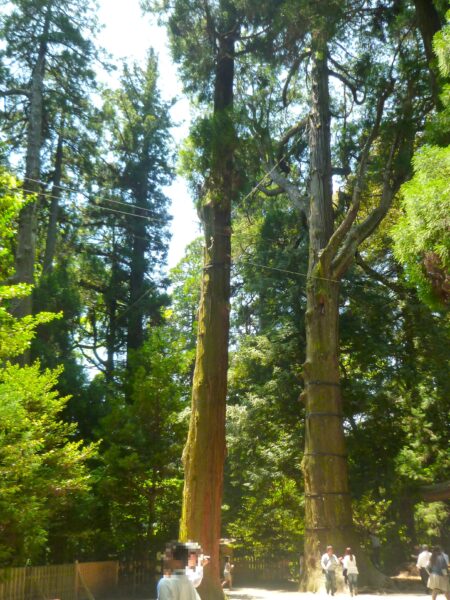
left=97, top=0, right=201, bottom=269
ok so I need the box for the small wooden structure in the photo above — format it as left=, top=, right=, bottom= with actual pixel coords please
left=419, top=480, right=450, bottom=502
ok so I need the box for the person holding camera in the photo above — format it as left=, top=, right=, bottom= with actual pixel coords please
left=186, top=544, right=210, bottom=588
left=157, top=542, right=200, bottom=600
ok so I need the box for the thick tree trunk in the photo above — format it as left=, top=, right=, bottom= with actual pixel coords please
left=301, top=34, right=388, bottom=591
left=43, top=130, right=64, bottom=275
left=180, top=15, right=235, bottom=600
left=13, top=8, right=50, bottom=320
left=302, top=33, right=352, bottom=590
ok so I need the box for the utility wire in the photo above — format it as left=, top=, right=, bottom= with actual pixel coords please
left=3, top=180, right=414, bottom=301
left=3, top=183, right=173, bottom=225
left=3, top=164, right=428, bottom=310
left=6, top=152, right=288, bottom=226
left=21, top=175, right=174, bottom=218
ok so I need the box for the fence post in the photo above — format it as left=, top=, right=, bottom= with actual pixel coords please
left=74, top=561, right=78, bottom=600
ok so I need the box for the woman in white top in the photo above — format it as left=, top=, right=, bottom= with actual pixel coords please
left=342, top=547, right=359, bottom=596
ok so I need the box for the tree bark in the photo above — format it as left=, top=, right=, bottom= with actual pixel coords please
left=301, top=33, right=389, bottom=591
left=302, top=32, right=353, bottom=590
left=13, top=6, right=51, bottom=320
left=43, top=128, right=64, bottom=275
left=180, top=9, right=236, bottom=600
left=105, top=230, right=120, bottom=383
left=126, top=173, right=149, bottom=364
left=412, top=0, right=443, bottom=106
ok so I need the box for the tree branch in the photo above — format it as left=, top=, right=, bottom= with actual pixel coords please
left=266, top=159, right=309, bottom=218
left=282, top=52, right=310, bottom=107
left=259, top=185, right=285, bottom=197
left=321, top=85, right=391, bottom=268
left=355, top=253, right=405, bottom=294
left=332, top=134, right=400, bottom=279
left=0, top=88, right=30, bottom=98
left=277, top=116, right=308, bottom=152
left=327, top=68, right=365, bottom=105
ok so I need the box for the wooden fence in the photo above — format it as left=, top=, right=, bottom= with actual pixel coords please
left=0, top=561, right=120, bottom=600
left=0, top=556, right=294, bottom=599
left=233, top=556, right=295, bottom=585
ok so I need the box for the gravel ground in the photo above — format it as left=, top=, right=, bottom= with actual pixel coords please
left=226, top=590, right=430, bottom=600
left=120, top=587, right=432, bottom=600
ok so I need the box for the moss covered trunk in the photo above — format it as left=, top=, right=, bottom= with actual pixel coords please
left=180, top=9, right=236, bottom=600
left=301, top=31, right=353, bottom=590
left=301, top=32, right=389, bottom=592
left=302, top=273, right=354, bottom=590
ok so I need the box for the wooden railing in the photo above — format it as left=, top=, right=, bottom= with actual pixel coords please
left=0, top=555, right=295, bottom=599
left=233, top=556, right=295, bottom=585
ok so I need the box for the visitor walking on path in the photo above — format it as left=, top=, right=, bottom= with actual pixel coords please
left=321, top=545, right=340, bottom=596
left=417, top=545, right=432, bottom=593
left=427, top=546, right=450, bottom=600
left=222, top=555, right=234, bottom=590
left=342, top=547, right=359, bottom=597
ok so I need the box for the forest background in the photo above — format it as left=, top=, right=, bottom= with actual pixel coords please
left=0, top=0, right=449, bottom=586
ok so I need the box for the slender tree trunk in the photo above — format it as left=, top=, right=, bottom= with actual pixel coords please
left=126, top=179, right=149, bottom=365
left=43, top=129, right=64, bottom=275
left=180, top=13, right=236, bottom=600
left=106, top=232, right=119, bottom=382
left=13, top=7, right=51, bottom=320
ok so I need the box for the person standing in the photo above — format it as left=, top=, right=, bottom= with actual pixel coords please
left=369, top=531, right=381, bottom=567
left=222, top=555, right=234, bottom=590
left=417, top=545, right=432, bottom=593
left=321, top=545, right=340, bottom=596
left=157, top=542, right=200, bottom=600
left=342, top=547, right=359, bottom=597
left=185, top=543, right=210, bottom=588
left=299, top=553, right=305, bottom=581
left=427, top=546, right=450, bottom=600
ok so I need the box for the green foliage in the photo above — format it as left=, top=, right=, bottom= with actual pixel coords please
left=0, top=174, right=96, bottom=565
left=0, top=171, right=24, bottom=277
left=96, top=326, right=189, bottom=559
left=433, top=11, right=450, bottom=77
left=392, top=13, right=450, bottom=307
left=0, top=362, right=97, bottom=565
left=392, top=146, right=450, bottom=306
left=414, top=502, right=449, bottom=542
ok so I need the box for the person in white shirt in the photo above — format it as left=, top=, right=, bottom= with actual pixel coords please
left=417, top=545, right=432, bottom=593
left=157, top=543, right=200, bottom=600
left=342, top=547, right=359, bottom=596
left=185, top=545, right=210, bottom=588
left=321, top=545, right=339, bottom=596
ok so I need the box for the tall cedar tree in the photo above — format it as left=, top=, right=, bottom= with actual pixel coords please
left=0, top=0, right=98, bottom=323
left=237, top=1, right=438, bottom=587
left=77, top=53, right=172, bottom=380
left=143, top=0, right=240, bottom=596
